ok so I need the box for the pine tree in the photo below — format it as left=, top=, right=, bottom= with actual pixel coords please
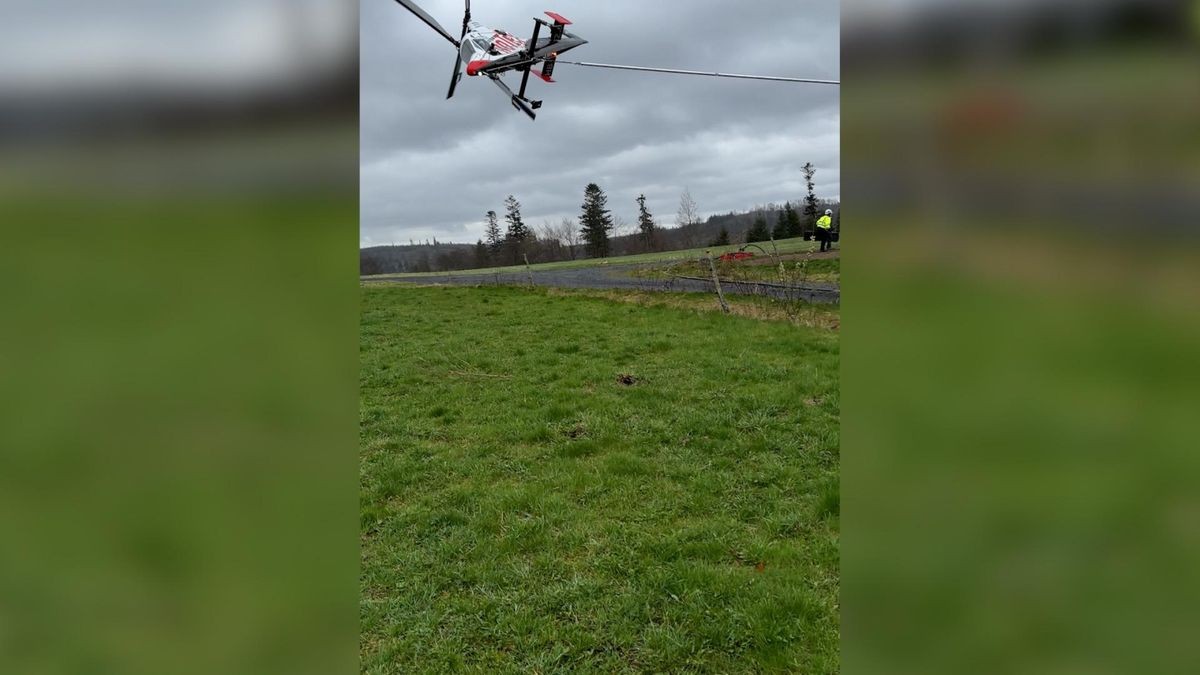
left=579, top=183, right=614, bottom=258
left=636, top=194, right=657, bottom=251
left=709, top=226, right=730, bottom=247
left=503, top=195, right=530, bottom=264
left=745, top=215, right=770, bottom=243
left=473, top=239, right=489, bottom=268
left=801, top=162, right=819, bottom=239
left=772, top=206, right=790, bottom=240
left=484, top=210, right=502, bottom=263
left=784, top=202, right=803, bottom=238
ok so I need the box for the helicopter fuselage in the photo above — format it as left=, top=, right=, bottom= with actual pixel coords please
left=460, top=21, right=526, bottom=75
left=457, top=18, right=586, bottom=78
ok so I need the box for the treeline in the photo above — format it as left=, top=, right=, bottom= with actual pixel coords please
left=361, top=167, right=839, bottom=275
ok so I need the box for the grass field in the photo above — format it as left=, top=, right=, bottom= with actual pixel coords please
left=360, top=286, right=840, bottom=673
left=3, top=189, right=358, bottom=673
left=363, top=236, right=820, bottom=279
left=635, top=255, right=841, bottom=285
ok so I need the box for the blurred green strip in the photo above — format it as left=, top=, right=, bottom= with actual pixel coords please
left=0, top=190, right=358, bottom=674
left=844, top=218, right=1200, bottom=673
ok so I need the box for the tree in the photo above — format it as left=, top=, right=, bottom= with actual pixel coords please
left=801, top=162, right=819, bottom=239
left=559, top=217, right=581, bottom=260
left=503, top=195, right=530, bottom=264
left=473, top=239, right=489, bottom=268
left=675, top=187, right=700, bottom=247
left=360, top=252, right=384, bottom=276
left=772, top=205, right=790, bottom=240
left=535, top=216, right=582, bottom=261
left=709, top=226, right=730, bottom=247
left=579, top=183, right=614, bottom=258
left=745, top=214, right=770, bottom=243
left=610, top=215, right=638, bottom=255
left=536, top=219, right=584, bottom=263
left=636, top=193, right=657, bottom=252
left=783, top=202, right=803, bottom=238
left=484, top=210, right=502, bottom=263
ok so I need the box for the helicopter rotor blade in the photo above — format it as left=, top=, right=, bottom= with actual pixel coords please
left=447, top=55, right=463, bottom=98
left=391, top=0, right=460, bottom=47
left=447, top=0, right=470, bottom=99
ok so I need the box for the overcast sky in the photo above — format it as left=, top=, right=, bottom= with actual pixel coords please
left=361, top=0, right=839, bottom=246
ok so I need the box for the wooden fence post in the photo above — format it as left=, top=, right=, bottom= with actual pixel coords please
left=706, top=251, right=731, bottom=314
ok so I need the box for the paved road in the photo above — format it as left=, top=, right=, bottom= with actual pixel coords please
left=362, top=262, right=840, bottom=304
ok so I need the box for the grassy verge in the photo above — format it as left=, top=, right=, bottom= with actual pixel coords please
left=543, top=287, right=842, bottom=330
left=360, top=286, right=840, bottom=673
left=634, top=255, right=840, bottom=285
left=363, top=237, right=819, bottom=279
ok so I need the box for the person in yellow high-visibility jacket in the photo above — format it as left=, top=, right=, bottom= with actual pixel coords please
left=816, top=209, right=834, bottom=252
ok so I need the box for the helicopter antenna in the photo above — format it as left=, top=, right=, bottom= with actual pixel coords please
left=550, top=60, right=839, bottom=85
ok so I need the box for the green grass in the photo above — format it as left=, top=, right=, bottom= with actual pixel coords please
left=360, top=286, right=840, bottom=673
left=363, top=237, right=819, bottom=279
left=2, top=189, right=358, bottom=674
left=635, top=255, right=841, bottom=285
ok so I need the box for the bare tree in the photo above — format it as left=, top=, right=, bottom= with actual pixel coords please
left=532, top=217, right=582, bottom=262
left=609, top=215, right=637, bottom=256
left=676, top=187, right=701, bottom=247
left=535, top=219, right=564, bottom=262
left=559, top=216, right=581, bottom=260
left=612, top=215, right=635, bottom=237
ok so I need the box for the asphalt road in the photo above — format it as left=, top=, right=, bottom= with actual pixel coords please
left=362, top=262, right=840, bottom=304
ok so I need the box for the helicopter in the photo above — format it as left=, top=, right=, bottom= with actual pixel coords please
left=391, top=0, right=587, bottom=120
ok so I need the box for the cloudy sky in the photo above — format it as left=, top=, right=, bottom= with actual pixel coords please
left=361, top=0, right=839, bottom=246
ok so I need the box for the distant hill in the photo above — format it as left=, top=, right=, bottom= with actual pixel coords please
left=359, top=242, right=476, bottom=275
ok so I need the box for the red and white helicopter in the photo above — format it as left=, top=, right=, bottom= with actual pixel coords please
left=392, top=0, right=587, bottom=120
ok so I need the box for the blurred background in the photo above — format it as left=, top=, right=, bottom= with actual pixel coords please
left=842, top=0, right=1199, bottom=672
left=0, top=1, right=359, bottom=673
